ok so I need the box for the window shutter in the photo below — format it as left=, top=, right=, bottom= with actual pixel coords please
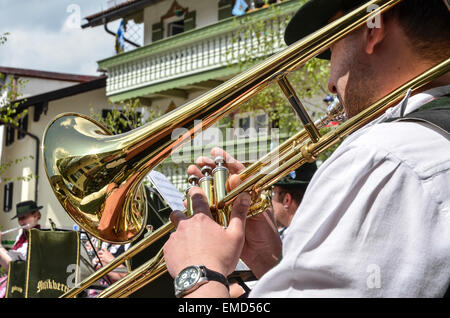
left=152, top=22, right=163, bottom=42
left=218, top=0, right=234, bottom=20
left=4, top=182, right=13, bottom=212
left=18, top=114, right=28, bottom=140
left=184, top=11, right=196, bottom=32
left=5, top=125, right=15, bottom=146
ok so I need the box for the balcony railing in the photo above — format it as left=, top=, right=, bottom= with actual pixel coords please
left=98, top=1, right=302, bottom=102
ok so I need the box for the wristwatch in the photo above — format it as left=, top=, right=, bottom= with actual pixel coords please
left=174, top=265, right=229, bottom=298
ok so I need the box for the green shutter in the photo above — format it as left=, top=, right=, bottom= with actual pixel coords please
left=218, top=0, right=234, bottom=20
left=152, top=22, right=163, bottom=42
left=184, top=11, right=196, bottom=32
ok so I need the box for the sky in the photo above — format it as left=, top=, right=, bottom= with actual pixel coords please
left=0, top=0, right=124, bottom=76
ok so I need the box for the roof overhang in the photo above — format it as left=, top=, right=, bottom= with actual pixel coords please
left=8, top=77, right=106, bottom=114
left=82, top=0, right=161, bottom=28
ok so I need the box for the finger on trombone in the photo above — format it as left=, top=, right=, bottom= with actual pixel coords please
left=195, top=156, right=216, bottom=169
left=169, top=210, right=188, bottom=228
left=187, top=164, right=204, bottom=178
left=211, top=147, right=245, bottom=174
left=188, top=186, right=213, bottom=219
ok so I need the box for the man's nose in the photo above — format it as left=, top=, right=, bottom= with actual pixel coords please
left=328, top=81, right=338, bottom=95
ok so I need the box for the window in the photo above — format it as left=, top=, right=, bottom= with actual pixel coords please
left=239, top=116, right=251, bottom=132
left=4, top=182, right=13, bottom=212
left=218, top=0, right=234, bottom=20
left=255, top=113, right=268, bottom=135
left=18, top=114, right=28, bottom=140
left=152, top=1, right=195, bottom=42
left=167, top=19, right=184, bottom=37
left=234, top=112, right=270, bottom=137
left=5, top=125, right=15, bottom=146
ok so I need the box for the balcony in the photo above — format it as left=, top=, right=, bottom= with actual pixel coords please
left=97, top=0, right=302, bottom=103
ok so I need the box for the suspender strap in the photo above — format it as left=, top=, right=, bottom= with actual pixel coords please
left=384, top=94, right=450, bottom=297
left=384, top=95, right=450, bottom=134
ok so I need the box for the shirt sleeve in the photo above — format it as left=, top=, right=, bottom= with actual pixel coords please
left=250, top=138, right=450, bottom=297
left=8, top=243, right=28, bottom=262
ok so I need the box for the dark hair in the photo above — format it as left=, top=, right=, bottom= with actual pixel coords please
left=274, top=186, right=307, bottom=206
left=386, top=0, right=450, bottom=61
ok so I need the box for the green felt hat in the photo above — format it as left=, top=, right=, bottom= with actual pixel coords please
left=284, top=0, right=366, bottom=60
left=11, top=200, right=43, bottom=220
left=274, top=162, right=317, bottom=188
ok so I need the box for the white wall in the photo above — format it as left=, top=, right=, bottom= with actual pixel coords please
left=1, top=74, right=79, bottom=100
left=18, top=76, right=78, bottom=99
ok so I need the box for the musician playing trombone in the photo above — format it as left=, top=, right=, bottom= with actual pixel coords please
left=163, top=0, right=450, bottom=298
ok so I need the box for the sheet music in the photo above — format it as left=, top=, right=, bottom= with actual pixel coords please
left=147, top=170, right=185, bottom=212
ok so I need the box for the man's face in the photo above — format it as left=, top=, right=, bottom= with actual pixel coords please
left=18, top=211, right=39, bottom=228
left=328, top=29, right=379, bottom=118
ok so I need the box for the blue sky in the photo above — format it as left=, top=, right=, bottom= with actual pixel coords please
left=0, top=0, right=123, bottom=76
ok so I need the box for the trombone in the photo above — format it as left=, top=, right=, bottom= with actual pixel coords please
left=41, top=0, right=449, bottom=297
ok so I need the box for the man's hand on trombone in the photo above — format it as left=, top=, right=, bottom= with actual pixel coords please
left=163, top=147, right=282, bottom=298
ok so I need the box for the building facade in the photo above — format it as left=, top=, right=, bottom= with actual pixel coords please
left=0, top=72, right=108, bottom=245
left=1, top=0, right=329, bottom=242
left=82, top=0, right=320, bottom=191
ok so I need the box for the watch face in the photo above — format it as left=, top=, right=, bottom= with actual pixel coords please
left=175, top=266, right=201, bottom=291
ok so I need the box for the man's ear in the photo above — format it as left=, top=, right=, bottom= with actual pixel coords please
left=283, top=192, right=292, bottom=208
left=365, top=12, right=386, bottom=55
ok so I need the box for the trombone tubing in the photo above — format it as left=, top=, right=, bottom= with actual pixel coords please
left=61, top=221, right=173, bottom=298
left=89, top=55, right=449, bottom=298
left=60, top=0, right=403, bottom=298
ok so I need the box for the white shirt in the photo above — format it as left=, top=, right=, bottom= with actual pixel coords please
left=7, top=230, right=28, bottom=262
left=250, top=86, right=450, bottom=297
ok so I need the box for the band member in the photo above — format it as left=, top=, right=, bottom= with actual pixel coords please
left=270, top=163, right=317, bottom=240
left=163, top=0, right=450, bottom=298
left=0, top=200, right=42, bottom=270
left=0, top=200, right=42, bottom=297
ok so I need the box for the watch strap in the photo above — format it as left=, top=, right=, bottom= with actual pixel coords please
left=200, top=266, right=229, bottom=291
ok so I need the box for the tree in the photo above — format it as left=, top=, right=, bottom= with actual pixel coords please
left=223, top=1, right=342, bottom=163
left=0, top=33, right=34, bottom=182
left=89, top=98, right=162, bottom=135
left=225, top=1, right=330, bottom=134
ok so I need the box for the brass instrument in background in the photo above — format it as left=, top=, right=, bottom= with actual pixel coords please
left=42, top=0, right=450, bottom=298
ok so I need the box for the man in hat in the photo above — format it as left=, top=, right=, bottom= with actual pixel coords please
left=271, top=163, right=317, bottom=240
left=0, top=200, right=42, bottom=270
left=163, top=0, right=450, bottom=298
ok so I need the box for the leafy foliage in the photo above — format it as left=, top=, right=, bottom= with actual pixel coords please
left=0, top=32, right=34, bottom=180
left=223, top=1, right=331, bottom=135
left=89, top=98, right=162, bottom=135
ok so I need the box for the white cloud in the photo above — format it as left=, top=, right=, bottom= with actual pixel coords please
left=0, top=21, right=119, bottom=76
